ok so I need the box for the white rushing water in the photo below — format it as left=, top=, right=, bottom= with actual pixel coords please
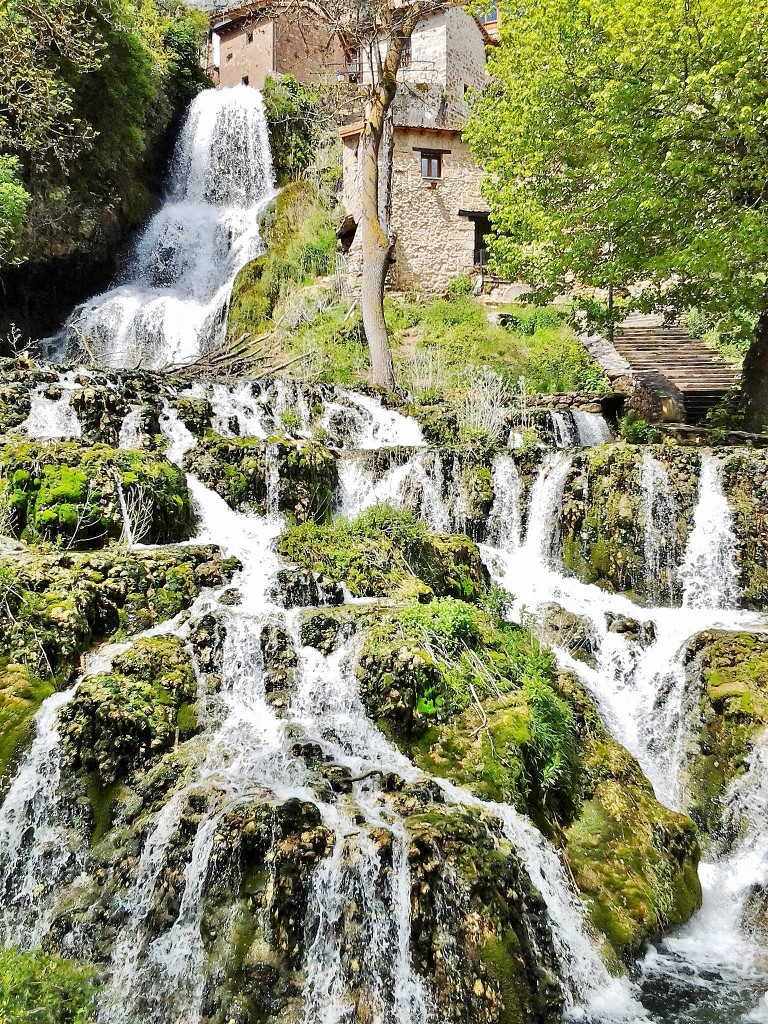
left=7, top=63, right=767, bottom=1024
left=23, top=371, right=82, bottom=438
left=680, top=454, right=741, bottom=610
left=641, top=452, right=679, bottom=606
left=59, top=86, right=276, bottom=370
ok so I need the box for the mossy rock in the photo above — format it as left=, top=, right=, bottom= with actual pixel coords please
left=0, top=546, right=238, bottom=686
left=360, top=605, right=702, bottom=962
left=60, top=635, right=197, bottom=787
left=407, top=806, right=562, bottom=1024
left=560, top=444, right=700, bottom=602
left=0, top=665, right=54, bottom=788
left=683, top=629, right=768, bottom=834
left=722, top=451, right=768, bottom=608
left=279, top=505, right=487, bottom=601
left=0, top=438, right=192, bottom=548
left=564, top=781, right=701, bottom=963
left=185, top=433, right=337, bottom=524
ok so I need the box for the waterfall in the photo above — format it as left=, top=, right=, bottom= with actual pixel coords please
left=680, top=455, right=740, bottom=610
left=59, top=86, right=276, bottom=370
left=522, top=452, right=573, bottom=565
left=572, top=410, right=613, bottom=446
left=335, top=389, right=424, bottom=449
left=24, top=373, right=82, bottom=438
left=118, top=407, right=144, bottom=449
left=552, top=410, right=578, bottom=448
left=487, top=453, right=522, bottom=553
left=641, top=452, right=679, bottom=605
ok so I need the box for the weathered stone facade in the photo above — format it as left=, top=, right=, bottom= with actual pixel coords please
left=208, top=4, right=347, bottom=90
left=340, top=8, right=490, bottom=293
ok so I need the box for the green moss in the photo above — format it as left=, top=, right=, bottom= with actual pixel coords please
left=60, top=635, right=198, bottom=789
left=565, top=781, right=701, bottom=962
left=685, top=631, right=768, bottom=833
left=280, top=505, right=486, bottom=600
left=185, top=433, right=337, bottom=523
left=227, top=180, right=337, bottom=343
left=0, top=666, right=54, bottom=786
left=0, top=438, right=192, bottom=548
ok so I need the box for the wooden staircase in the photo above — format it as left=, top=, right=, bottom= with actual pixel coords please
left=611, top=314, right=740, bottom=423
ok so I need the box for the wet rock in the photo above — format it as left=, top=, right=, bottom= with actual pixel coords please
left=260, top=623, right=298, bottom=700
left=271, top=568, right=344, bottom=609
left=538, top=602, right=599, bottom=667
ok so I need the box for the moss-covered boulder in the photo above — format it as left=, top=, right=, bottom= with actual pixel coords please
left=407, top=806, right=561, bottom=1024
left=0, top=439, right=192, bottom=547
left=356, top=604, right=702, bottom=964
left=60, top=636, right=198, bottom=786
left=185, top=433, right=337, bottom=524
left=0, top=546, right=237, bottom=784
left=0, top=666, right=55, bottom=784
left=280, top=505, right=487, bottom=601
left=681, top=630, right=768, bottom=834
left=560, top=445, right=701, bottom=601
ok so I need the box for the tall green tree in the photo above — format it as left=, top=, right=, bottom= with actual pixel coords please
left=0, top=0, right=209, bottom=265
left=465, top=0, right=768, bottom=429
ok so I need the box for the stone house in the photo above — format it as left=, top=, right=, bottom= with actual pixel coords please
left=338, top=6, right=495, bottom=292
left=206, top=3, right=348, bottom=90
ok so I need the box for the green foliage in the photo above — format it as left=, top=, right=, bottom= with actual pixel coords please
left=0, top=0, right=210, bottom=264
left=0, top=947, right=97, bottom=1024
left=465, top=0, right=768, bottom=358
left=227, top=181, right=337, bottom=343
left=516, top=327, right=608, bottom=393
left=618, top=412, right=661, bottom=444
left=263, top=76, right=325, bottom=185
left=279, top=505, right=485, bottom=600
left=501, top=304, right=564, bottom=335
left=0, top=157, right=30, bottom=261
left=447, top=274, right=473, bottom=298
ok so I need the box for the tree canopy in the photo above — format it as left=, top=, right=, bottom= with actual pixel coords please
left=0, top=0, right=210, bottom=265
left=465, top=0, right=768, bottom=355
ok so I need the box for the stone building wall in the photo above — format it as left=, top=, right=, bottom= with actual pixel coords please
left=211, top=7, right=345, bottom=90
left=339, top=125, right=487, bottom=293
left=389, top=127, right=485, bottom=291
left=217, top=21, right=274, bottom=89
left=274, top=14, right=347, bottom=81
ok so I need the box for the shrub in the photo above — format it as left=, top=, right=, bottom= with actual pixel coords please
left=618, top=411, right=661, bottom=444
left=0, top=948, right=97, bottom=1024
left=448, top=274, right=474, bottom=298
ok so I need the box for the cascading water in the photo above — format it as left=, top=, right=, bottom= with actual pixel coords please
left=23, top=371, right=82, bottom=438
left=680, top=454, right=741, bottom=610
left=57, top=86, right=275, bottom=370
left=641, top=452, right=679, bottom=605
left=571, top=410, right=613, bottom=446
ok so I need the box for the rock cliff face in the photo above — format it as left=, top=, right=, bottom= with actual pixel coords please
left=1, top=357, right=767, bottom=1024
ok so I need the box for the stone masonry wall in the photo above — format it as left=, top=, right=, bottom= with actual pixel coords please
left=274, top=14, right=347, bottom=81
left=340, top=126, right=486, bottom=293
left=217, top=22, right=274, bottom=89
left=389, top=127, right=485, bottom=291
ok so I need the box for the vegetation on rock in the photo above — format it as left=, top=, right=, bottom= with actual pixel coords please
left=186, top=432, right=338, bottom=524
left=61, top=635, right=198, bottom=786
left=0, top=439, right=192, bottom=548
left=280, top=506, right=487, bottom=600
left=0, top=948, right=97, bottom=1024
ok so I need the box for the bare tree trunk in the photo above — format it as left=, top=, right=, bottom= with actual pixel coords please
left=359, top=103, right=396, bottom=389
left=742, top=309, right=768, bottom=432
